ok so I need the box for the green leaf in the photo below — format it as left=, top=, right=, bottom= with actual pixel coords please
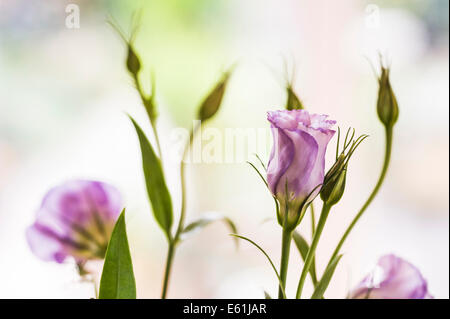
left=264, top=291, right=272, bottom=299
left=311, top=254, right=343, bottom=299
left=99, top=210, right=136, bottom=299
left=198, top=70, right=232, bottom=121
left=230, top=234, right=286, bottom=299
left=181, top=213, right=238, bottom=246
left=129, top=116, right=173, bottom=240
left=293, top=231, right=318, bottom=286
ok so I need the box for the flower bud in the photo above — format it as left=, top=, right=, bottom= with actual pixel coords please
left=377, top=67, right=399, bottom=128
left=126, top=44, right=141, bottom=75
left=286, top=85, right=304, bottom=110
left=267, top=109, right=336, bottom=228
left=320, top=164, right=347, bottom=206
left=320, top=129, right=368, bottom=207
left=198, top=71, right=231, bottom=121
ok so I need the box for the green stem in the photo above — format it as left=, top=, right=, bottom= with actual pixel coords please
left=160, top=122, right=201, bottom=299
left=151, top=118, right=163, bottom=164
left=296, top=204, right=332, bottom=299
left=133, top=73, right=163, bottom=162
left=310, top=202, right=316, bottom=235
left=161, top=243, right=175, bottom=299
left=278, top=228, right=293, bottom=299
left=132, top=71, right=172, bottom=298
left=174, top=122, right=201, bottom=241
left=309, top=203, right=318, bottom=288
left=91, top=277, right=98, bottom=299
left=325, top=127, right=393, bottom=269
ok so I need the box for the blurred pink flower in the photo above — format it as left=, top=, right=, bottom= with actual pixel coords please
left=26, top=180, right=122, bottom=264
left=350, top=254, right=432, bottom=299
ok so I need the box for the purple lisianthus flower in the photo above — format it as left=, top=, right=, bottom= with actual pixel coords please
left=349, top=254, right=432, bottom=299
left=26, top=180, right=123, bottom=264
left=267, top=110, right=335, bottom=225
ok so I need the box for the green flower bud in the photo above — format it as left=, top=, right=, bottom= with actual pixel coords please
left=126, top=44, right=141, bottom=75
left=377, top=67, right=399, bottom=128
left=320, top=128, right=369, bottom=207
left=320, top=167, right=347, bottom=207
left=324, top=153, right=346, bottom=184
left=286, top=85, right=304, bottom=110
left=198, top=71, right=232, bottom=121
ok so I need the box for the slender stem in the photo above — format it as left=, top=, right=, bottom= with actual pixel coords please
left=160, top=122, right=201, bottom=298
left=309, top=203, right=318, bottom=288
left=325, top=127, right=393, bottom=269
left=132, top=73, right=163, bottom=161
left=151, top=118, right=163, bottom=163
left=296, top=204, right=332, bottom=299
left=310, top=202, right=316, bottom=235
left=310, top=259, right=318, bottom=288
left=77, top=263, right=98, bottom=299
left=132, top=71, right=174, bottom=298
left=174, top=122, right=201, bottom=241
left=278, top=228, right=293, bottom=299
left=91, top=277, right=98, bottom=299
left=161, top=243, right=175, bottom=299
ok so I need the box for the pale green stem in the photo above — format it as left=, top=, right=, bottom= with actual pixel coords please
left=310, top=202, right=316, bottom=235
left=325, top=127, right=393, bottom=270
left=150, top=118, right=163, bottom=164
left=92, top=277, right=98, bottom=299
left=160, top=122, right=201, bottom=299
left=132, top=73, right=163, bottom=162
left=174, top=122, right=201, bottom=241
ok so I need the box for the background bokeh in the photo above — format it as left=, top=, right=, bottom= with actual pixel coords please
left=0, top=0, right=448, bottom=298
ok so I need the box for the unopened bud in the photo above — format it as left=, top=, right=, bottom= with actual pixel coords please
left=320, top=128, right=368, bottom=207
left=377, top=67, right=399, bottom=128
left=286, top=85, right=304, bottom=110
left=320, top=167, right=347, bottom=207
left=126, top=44, right=141, bottom=75
left=198, top=71, right=231, bottom=121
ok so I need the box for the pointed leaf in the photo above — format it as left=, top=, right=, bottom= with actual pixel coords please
left=311, top=254, right=343, bottom=299
left=293, top=231, right=318, bottom=286
left=293, top=231, right=309, bottom=260
left=99, top=210, right=136, bottom=299
left=129, top=116, right=173, bottom=240
left=264, top=291, right=272, bottom=299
